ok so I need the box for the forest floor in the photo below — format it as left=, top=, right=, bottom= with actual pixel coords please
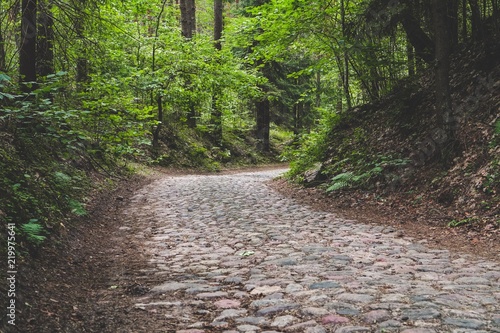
left=10, top=165, right=500, bottom=333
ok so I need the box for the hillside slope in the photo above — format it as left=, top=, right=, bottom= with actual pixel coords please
left=288, top=42, right=500, bottom=249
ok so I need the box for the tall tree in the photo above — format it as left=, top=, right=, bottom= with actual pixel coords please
left=340, top=0, right=351, bottom=109
left=0, top=21, right=5, bottom=72
left=73, top=0, right=89, bottom=84
left=470, top=0, right=484, bottom=40
left=179, top=0, right=197, bottom=128
left=255, top=91, right=270, bottom=151
left=432, top=0, right=455, bottom=142
left=214, top=0, right=223, bottom=51
left=211, top=0, right=224, bottom=145
left=37, top=0, right=54, bottom=77
left=20, top=0, right=37, bottom=91
left=180, top=0, right=196, bottom=38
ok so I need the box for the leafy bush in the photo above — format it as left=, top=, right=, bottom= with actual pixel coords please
left=0, top=72, right=148, bottom=248
left=283, top=110, right=341, bottom=180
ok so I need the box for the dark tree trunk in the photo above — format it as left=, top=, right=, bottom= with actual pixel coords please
left=470, top=0, right=484, bottom=40
left=214, top=0, right=223, bottom=50
left=153, top=95, right=163, bottom=148
left=20, top=0, right=37, bottom=92
left=180, top=0, right=195, bottom=39
left=340, top=0, right=351, bottom=109
left=448, top=0, right=459, bottom=49
left=37, top=0, right=54, bottom=77
left=255, top=95, right=270, bottom=152
left=0, top=22, right=6, bottom=72
left=294, top=102, right=304, bottom=135
left=74, top=0, right=88, bottom=84
left=210, top=0, right=223, bottom=145
left=400, top=10, right=435, bottom=63
left=180, top=0, right=197, bottom=128
left=432, top=0, right=455, bottom=142
left=210, top=88, right=222, bottom=145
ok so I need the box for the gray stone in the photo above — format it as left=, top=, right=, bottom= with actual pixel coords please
left=214, top=309, right=247, bottom=321
left=337, top=293, right=375, bottom=303
left=336, top=308, right=360, bottom=316
left=271, top=315, right=297, bottom=327
left=151, top=282, right=187, bottom=293
left=309, top=281, right=341, bottom=290
left=237, top=324, right=260, bottom=332
left=301, top=307, right=329, bottom=316
left=224, top=276, right=244, bottom=284
left=236, top=316, right=270, bottom=326
left=334, top=326, right=371, bottom=333
left=185, top=286, right=220, bottom=294
left=250, top=299, right=288, bottom=308
left=361, top=310, right=391, bottom=323
left=377, top=320, right=402, bottom=328
left=443, top=318, right=485, bottom=330
left=402, top=308, right=441, bottom=320
left=256, top=303, right=301, bottom=316
left=196, top=291, right=229, bottom=299
left=285, top=283, right=304, bottom=293
left=305, top=326, right=327, bottom=333
left=286, top=320, right=318, bottom=331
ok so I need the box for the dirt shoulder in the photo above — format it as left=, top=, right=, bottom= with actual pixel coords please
left=269, top=178, right=500, bottom=263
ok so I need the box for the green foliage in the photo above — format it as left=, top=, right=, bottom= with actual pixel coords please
left=325, top=155, right=409, bottom=192
left=448, top=217, right=479, bottom=228
left=326, top=166, right=383, bottom=192
left=20, top=219, right=47, bottom=245
left=284, top=110, right=341, bottom=180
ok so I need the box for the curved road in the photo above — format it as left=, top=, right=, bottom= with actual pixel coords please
left=121, top=169, right=500, bottom=333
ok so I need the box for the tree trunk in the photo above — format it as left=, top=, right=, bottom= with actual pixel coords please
left=180, top=0, right=195, bottom=39
left=255, top=95, right=270, bottom=152
left=210, top=0, right=223, bottom=145
left=0, top=21, right=6, bottom=72
left=37, top=0, right=54, bottom=77
left=74, top=0, right=88, bottom=84
left=400, top=10, right=435, bottom=63
left=470, top=0, right=484, bottom=40
left=340, top=0, right=351, bottom=109
left=448, top=0, right=459, bottom=49
left=20, top=0, right=37, bottom=92
left=210, top=88, right=222, bottom=145
left=180, top=0, right=197, bottom=128
left=432, top=0, right=455, bottom=143
left=214, top=0, right=223, bottom=50
left=153, top=95, right=163, bottom=149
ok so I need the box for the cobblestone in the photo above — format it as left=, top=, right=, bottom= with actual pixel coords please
left=124, top=169, right=500, bottom=332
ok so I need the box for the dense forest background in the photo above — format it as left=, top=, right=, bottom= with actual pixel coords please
left=0, top=0, right=499, bottom=253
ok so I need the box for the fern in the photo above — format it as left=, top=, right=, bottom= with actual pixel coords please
left=21, top=219, right=47, bottom=245
left=327, top=172, right=355, bottom=192
left=68, top=199, right=87, bottom=216
left=326, top=166, right=385, bottom=193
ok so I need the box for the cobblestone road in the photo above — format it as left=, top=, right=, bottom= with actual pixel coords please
left=123, top=169, right=500, bottom=333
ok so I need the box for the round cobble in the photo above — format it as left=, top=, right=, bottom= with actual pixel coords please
left=124, top=169, right=500, bottom=333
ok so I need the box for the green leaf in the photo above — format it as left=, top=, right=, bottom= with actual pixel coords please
left=21, top=221, right=47, bottom=245
left=68, top=199, right=87, bottom=216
